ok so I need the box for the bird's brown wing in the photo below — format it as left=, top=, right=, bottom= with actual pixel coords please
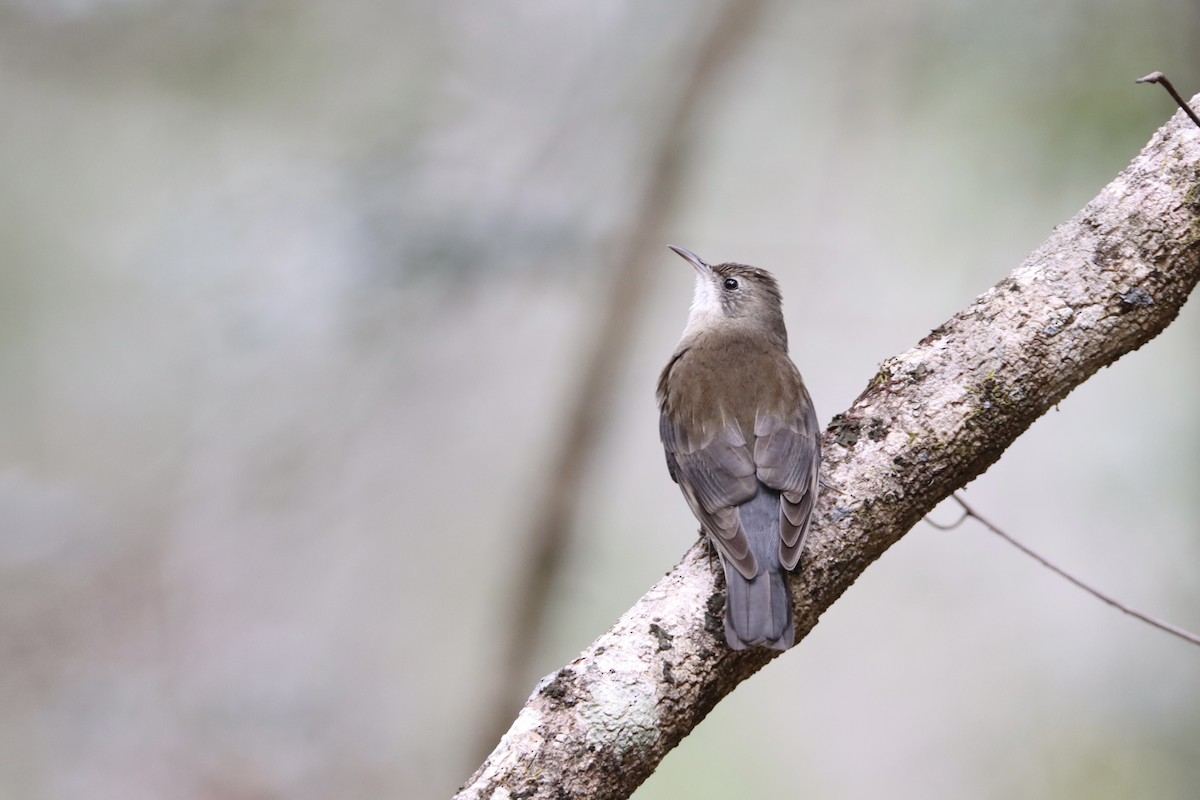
left=753, top=392, right=820, bottom=570
left=660, top=412, right=759, bottom=579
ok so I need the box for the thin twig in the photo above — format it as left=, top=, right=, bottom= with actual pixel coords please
left=941, top=493, right=1200, bottom=648
left=1137, top=71, right=1200, bottom=129
left=922, top=508, right=968, bottom=530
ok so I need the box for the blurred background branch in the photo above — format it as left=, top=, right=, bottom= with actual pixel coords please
left=482, top=0, right=770, bottom=755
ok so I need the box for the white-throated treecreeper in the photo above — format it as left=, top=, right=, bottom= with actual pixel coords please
left=657, top=246, right=820, bottom=650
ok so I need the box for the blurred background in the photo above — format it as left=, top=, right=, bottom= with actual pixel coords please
left=1, top=1, right=1198, bottom=798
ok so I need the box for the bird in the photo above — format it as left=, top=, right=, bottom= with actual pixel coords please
left=656, top=245, right=820, bottom=650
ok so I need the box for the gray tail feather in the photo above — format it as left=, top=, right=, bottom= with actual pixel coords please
left=722, top=559, right=794, bottom=651
left=721, top=486, right=795, bottom=650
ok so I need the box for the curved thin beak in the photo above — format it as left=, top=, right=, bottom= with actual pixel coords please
left=668, top=244, right=710, bottom=274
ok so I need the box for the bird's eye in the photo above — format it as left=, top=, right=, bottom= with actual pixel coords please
left=723, top=277, right=739, bottom=290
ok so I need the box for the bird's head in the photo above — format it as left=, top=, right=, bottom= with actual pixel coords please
left=669, top=245, right=788, bottom=349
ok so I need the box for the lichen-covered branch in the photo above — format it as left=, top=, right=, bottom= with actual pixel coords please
left=455, top=107, right=1200, bottom=800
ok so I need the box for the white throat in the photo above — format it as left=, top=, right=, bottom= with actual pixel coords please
left=681, top=274, right=723, bottom=340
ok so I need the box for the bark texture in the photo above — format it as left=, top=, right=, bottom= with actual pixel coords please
left=455, top=107, right=1200, bottom=800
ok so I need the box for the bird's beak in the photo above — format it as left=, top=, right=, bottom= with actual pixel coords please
left=668, top=245, right=711, bottom=275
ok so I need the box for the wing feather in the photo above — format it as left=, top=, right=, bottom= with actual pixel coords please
left=661, top=410, right=759, bottom=579
left=659, top=346, right=820, bottom=581
left=753, top=402, right=820, bottom=570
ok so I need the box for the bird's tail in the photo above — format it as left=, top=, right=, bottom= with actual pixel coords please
left=722, top=488, right=794, bottom=650
left=722, top=560, right=794, bottom=650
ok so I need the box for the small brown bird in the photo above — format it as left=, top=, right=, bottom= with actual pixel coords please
left=657, top=246, right=820, bottom=650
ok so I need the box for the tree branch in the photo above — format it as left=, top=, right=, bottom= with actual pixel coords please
left=455, top=103, right=1200, bottom=800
